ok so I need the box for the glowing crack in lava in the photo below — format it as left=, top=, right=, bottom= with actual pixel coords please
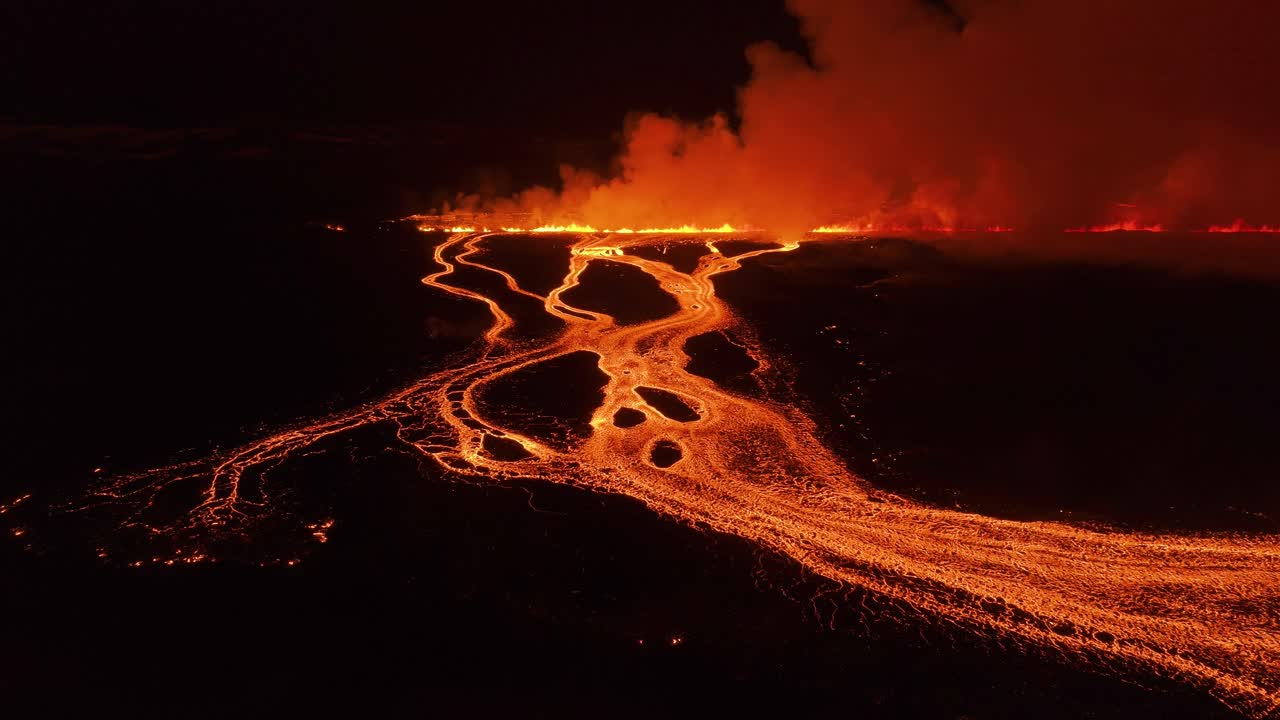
left=85, top=231, right=1279, bottom=717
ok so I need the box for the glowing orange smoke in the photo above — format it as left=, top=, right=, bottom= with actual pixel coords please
left=1209, top=220, right=1280, bottom=234
left=82, top=229, right=1280, bottom=718
left=431, top=1, right=1280, bottom=247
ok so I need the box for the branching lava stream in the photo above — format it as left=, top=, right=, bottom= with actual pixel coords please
left=86, top=231, right=1280, bottom=717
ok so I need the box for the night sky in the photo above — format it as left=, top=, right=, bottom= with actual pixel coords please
left=1, top=1, right=817, bottom=219
left=3, top=2, right=804, bottom=140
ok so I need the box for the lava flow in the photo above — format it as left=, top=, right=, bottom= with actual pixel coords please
left=82, top=230, right=1279, bottom=717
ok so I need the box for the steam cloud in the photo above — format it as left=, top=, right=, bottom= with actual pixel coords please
left=450, top=0, right=1280, bottom=239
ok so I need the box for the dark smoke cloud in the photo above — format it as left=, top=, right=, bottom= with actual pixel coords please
left=451, top=0, right=1280, bottom=240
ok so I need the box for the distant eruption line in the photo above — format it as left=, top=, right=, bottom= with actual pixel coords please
left=411, top=216, right=1280, bottom=236
left=84, top=229, right=1280, bottom=718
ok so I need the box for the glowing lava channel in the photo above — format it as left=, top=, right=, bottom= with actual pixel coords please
left=83, top=231, right=1280, bottom=718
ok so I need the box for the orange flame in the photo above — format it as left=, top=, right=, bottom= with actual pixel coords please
left=1066, top=221, right=1166, bottom=233
left=410, top=218, right=1280, bottom=236
left=1208, top=219, right=1280, bottom=233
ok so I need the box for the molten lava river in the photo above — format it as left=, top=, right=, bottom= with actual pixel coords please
left=82, top=231, right=1279, bottom=717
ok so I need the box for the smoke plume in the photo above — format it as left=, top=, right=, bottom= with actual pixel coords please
left=449, top=0, right=1280, bottom=239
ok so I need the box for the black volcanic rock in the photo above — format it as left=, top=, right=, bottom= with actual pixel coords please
left=560, top=260, right=680, bottom=325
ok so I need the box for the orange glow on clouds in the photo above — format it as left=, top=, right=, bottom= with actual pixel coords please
left=425, top=1, right=1280, bottom=252
left=1208, top=219, right=1280, bottom=233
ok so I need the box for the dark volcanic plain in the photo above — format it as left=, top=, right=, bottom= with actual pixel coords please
left=5, top=171, right=1277, bottom=718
